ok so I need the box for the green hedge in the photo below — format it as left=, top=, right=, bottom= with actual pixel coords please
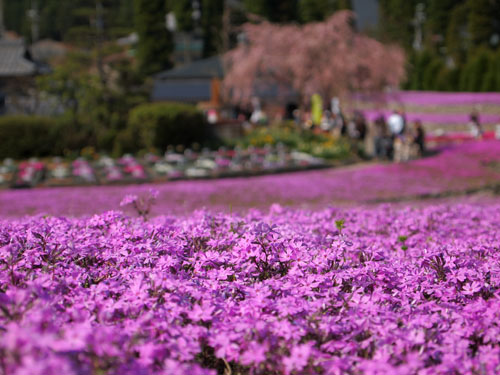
left=127, top=102, right=210, bottom=152
left=0, top=116, right=66, bottom=159
left=0, top=104, right=212, bottom=159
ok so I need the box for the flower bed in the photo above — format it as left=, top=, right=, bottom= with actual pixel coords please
left=72, top=159, right=98, bottom=184
left=0, top=159, right=15, bottom=188
left=11, top=159, right=45, bottom=188
left=43, top=158, right=74, bottom=187
left=0, top=147, right=326, bottom=189
left=1, top=202, right=500, bottom=374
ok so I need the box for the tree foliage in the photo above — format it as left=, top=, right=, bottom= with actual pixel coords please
left=426, top=0, right=465, bottom=45
left=298, top=0, right=351, bottom=23
left=37, top=51, right=147, bottom=154
left=468, top=0, right=500, bottom=48
left=201, top=0, right=224, bottom=57
left=446, top=2, right=470, bottom=64
left=377, top=0, right=420, bottom=49
left=379, top=0, right=500, bottom=92
left=243, top=0, right=299, bottom=23
left=4, top=0, right=135, bottom=43
left=168, top=0, right=195, bottom=32
left=134, top=0, right=174, bottom=76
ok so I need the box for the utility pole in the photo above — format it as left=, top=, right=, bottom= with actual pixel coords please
left=412, top=3, right=425, bottom=51
left=27, top=0, right=40, bottom=43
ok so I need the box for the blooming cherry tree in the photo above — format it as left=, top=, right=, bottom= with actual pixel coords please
left=224, top=11, right=405, bottom=105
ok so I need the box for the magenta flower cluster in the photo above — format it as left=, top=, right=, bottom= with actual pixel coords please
left=1, top=202, right=500, bottom=374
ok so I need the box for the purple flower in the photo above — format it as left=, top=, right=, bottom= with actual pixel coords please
left=120, top=194, right=138, bottom=207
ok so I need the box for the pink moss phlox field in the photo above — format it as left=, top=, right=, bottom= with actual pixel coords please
left=353, top=91, right=500, bottom=106
left=1, top=140, right=499, bottom=217
left=1, top=203, right=500, bottom=374
left=363, top=111, right=500, bottom=125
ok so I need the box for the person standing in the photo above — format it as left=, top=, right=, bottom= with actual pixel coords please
left=469, top=110, right=483, bottom=138
left=413, top=120, right=425, bottom=157
left=388, top=109, right=405, bottom=136
left=373, top=115, right=390, bottom=159
left=387, top=110, right=404, bottom=161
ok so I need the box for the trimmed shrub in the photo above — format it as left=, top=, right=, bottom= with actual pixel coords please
left=127, top=102, right=210, bottom=152
left=0, top=116, right=66, bottom=159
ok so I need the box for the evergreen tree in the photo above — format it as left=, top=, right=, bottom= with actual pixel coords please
left=496, top=50, right=500, bottom=91
left=481, top=49, right=500, bottom=91
left=40, top=1, right=78, bottom=41
left=426, top=0, right=465, bottom=49
left=407, top=49, right=432, bottom=90
left=422, top=56, right=444, bottom=90
left=201, top=0, right=223, bottom=57
left=298, top=0, right=351, bottom=23
left=460, top=48, right=491, bottom=91
left=446, top=2, right=470, bottom=64
left=468, top=0, right=500, bottom=48
left=134, top=0, right=173, bottom=75
left=243, top=0, right=298, bottom=23
left=336, top=0, right=352, bottom=11
left=168, top=0, right=194, bottom=32
left=111, top=0, right=136, bottom=37
left=299, top=0, right=336, bottom=23
left=3, top=0, right=135, bottom=42
left=434, top=66, right=461, bottom=91
left=378, top=0, right=421, bottom=50
left=3, top=0, right=28, bottom=37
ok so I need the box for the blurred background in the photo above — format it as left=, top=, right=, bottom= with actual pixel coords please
left=0, top=0, right=499, bottom=190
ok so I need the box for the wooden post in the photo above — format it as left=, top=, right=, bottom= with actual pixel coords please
left=211, top=78, right=221, bottom=107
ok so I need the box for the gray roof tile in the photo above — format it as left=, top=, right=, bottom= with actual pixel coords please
left=154, top=55, right=223, bottom=80
left=0, top=39, right=37, bottom=77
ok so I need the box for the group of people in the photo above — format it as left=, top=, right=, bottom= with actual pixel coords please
left=232, top=98, right=429, bottom=162
left=311, top=107, right=426, bottom=162
left=374, top=110, right=425, bottom=161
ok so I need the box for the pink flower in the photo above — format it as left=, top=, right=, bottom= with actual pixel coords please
left=283, top=342, right=313, bottom=374
left=463, top=281, right=482, bottom=295
left=120, top=194, right=138, bottom=207
left=240, top=341, right=268, bottom=365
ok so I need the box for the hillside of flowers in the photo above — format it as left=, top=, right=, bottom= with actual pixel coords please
left=1, top=202, right=500, bottom=374
left=1, top=139, right=499, bottom=374
left=1, top=140, right=499, bottom=217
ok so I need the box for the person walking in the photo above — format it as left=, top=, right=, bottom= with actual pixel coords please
left=412, top=120, right=425, bottom=157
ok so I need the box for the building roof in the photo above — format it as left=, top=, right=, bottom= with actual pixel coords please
left=154, top=55, right=223, bottom=80
left=116, top=32, right=139, bottom=46
left=0, top=39, right=37, bottom=77
left=31, top=39, right=70, bottom=62
left=151, top=79, right=212, bottom=102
